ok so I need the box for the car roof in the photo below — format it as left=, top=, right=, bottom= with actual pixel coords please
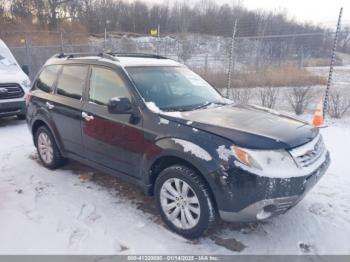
left=117, top=57, right=180, bottom=67
left=45, top=53, right=182, bottom=68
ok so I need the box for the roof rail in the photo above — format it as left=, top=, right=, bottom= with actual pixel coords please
left=54, top=52, right=169, bottom=62
left=55, top=52, right=120, bottom=62
left=107, top=52, right=168, bottom=59
left=99, top=52, right=120, bottom=62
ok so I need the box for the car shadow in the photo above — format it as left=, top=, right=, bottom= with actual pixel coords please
left=29, top=151, right=264, bottom=252
left=0, top=116, right=26, bottom=127
left=63, top=158, right=265, bottom=249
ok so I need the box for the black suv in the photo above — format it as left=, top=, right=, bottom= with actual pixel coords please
left=26, top=53, right=330, bottom=238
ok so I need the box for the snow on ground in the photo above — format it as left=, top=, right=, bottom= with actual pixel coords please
left=0, top=117, right=350, bottom=255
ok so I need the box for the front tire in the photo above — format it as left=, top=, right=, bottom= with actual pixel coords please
left=34, top=126, right=65, bottom=169
left=154, top=165, right=216, bottom=238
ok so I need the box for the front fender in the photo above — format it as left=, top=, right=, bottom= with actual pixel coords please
left=153, top=137, right=215, bottom=174
left=140, top=136, right=229, bottom=193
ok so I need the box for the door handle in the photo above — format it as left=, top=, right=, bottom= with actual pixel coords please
left=46, top=101, right=55, bottom=110
left=82, top=112, right=94, bottom=121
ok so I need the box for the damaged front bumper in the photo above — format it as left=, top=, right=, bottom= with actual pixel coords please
left=217, top=151, right=330, bottom=222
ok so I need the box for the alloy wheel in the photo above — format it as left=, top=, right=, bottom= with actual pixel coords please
left=37, top=132, right=54, bottom=164
left=160, top=178, right=201, bottom=230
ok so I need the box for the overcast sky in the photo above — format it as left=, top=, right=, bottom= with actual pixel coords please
left=231, top=0, right=347, bottom=25
left=147, top=0, right=349, bottom=26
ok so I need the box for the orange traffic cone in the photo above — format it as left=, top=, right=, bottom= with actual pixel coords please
left=312, top=99, right=324, bottom=127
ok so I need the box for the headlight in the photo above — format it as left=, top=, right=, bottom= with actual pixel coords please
left=231, top=146, right=299, bottom=178
left=232, top=146, right=263, bottom=170
left=21, top=79, right=31, bottom=89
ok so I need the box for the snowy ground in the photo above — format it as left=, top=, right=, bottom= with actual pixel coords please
left=0, top=116, right=350, bottom=255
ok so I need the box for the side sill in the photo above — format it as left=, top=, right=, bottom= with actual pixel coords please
left=66, top=152, right=152, bottom=195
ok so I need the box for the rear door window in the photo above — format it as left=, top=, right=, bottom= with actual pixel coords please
left=89, top=66, right=131, bottom=106
left=34, top=65, right=61, bottom=93
left=56, top=65, right=88, bottom=100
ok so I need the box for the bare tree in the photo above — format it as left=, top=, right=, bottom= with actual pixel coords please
left=328, top=88, right=350, bottom=119
left=257, top=87, right=279, bottom=108
left=10, top=0, right=34, bottom=24
left=178, top=36, right=194, bottom=64
left=231, top=88, right=252, bottom=104
left=0, top=1, right=4, bottom=22
left=47, top=0, right=74, bottom=30
left=287, top=86, right=314, bottom=115
left=172, top=1, right=191, bottom=34
left=339, top=26, right=350, bottom=53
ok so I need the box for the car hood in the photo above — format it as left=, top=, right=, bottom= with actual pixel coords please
left=163, top=104, right=319, bottom=150
left=0, top=64, right=28, bottom=84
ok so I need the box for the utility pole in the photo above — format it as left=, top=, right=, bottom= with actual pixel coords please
left=226, top=19, right=237, bottom=98
left=104, top=27, right=107, bottom=50
left=323, top=7, right=343, bottom=117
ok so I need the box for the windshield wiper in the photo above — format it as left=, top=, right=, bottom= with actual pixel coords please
left=161, top=102, right=228, bottom=112
left=161, top=107, right=188, bottom=112
left=193, top=102, right=227, bottom=111
left=193, top=102, right=213, bottom=110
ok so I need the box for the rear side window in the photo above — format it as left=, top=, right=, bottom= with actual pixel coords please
left=56, top=65, right=88, bottom=100
left=35, top=65, right=61, bottom=93
left=89, top=67, right=131, bottom=106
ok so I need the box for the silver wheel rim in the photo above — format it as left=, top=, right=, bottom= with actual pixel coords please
left=38, top=132, right=54, bottom=164
left=160, top=178, right=200, bottom=230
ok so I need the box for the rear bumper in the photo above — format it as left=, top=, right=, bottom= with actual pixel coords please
left=218, top=152, right=330, bottom=222
left=0, top=100, right=26, bottom=117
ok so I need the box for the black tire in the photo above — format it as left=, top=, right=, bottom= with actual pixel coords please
left=34, top=125, right=65, bottom=169
left=17, top=114, right=26, bottom=120
left=154, top=165, right=216, bottom=239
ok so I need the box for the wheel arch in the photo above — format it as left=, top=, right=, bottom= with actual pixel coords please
left=32, top=119, right=47, bottom=143
left=148, top=155, right=219, bottom=212
left=31, top=118, right=64, bottom=155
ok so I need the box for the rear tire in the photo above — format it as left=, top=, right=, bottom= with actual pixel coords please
left=154, top=165, right=216, bottom=238
left=34, top=126, right=65, bottom=169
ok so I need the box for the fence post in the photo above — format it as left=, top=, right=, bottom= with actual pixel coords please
left=104, top=27, right=107, bottom=50
left=60, top=31, right=64, bottom=53
left=226, top=19, right=237, bottom=98
left=157, top=24, right=160, bottom=55
left=24, top=33, right=32, bottom=80
left=204, top=54, right=208, bottom=75
left=299, top=46, right=304, bottom=68
left=323, top=7, right=343, bottom=117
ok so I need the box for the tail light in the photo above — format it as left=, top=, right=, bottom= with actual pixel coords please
left=25, top=91, right=32, bottom=106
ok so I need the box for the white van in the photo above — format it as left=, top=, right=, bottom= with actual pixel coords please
left=0, top=39, right=31, bottom=119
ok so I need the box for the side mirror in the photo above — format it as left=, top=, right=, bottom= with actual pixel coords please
left=21, top=65, right=29, bottom=76
left=108, top=97, right=133, bottom=114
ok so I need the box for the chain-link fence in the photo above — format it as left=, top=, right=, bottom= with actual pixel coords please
left=1, top=29, right=349, bottom=118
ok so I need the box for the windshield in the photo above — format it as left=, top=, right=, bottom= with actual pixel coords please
left=126, top=66, right=229, bottom=111
left=0, top=45, right=17, bottom=67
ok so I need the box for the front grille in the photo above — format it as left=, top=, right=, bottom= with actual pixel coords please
left=0, top=83, right=24, bottom=100
left=289, top=135, right=326, bottom=168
